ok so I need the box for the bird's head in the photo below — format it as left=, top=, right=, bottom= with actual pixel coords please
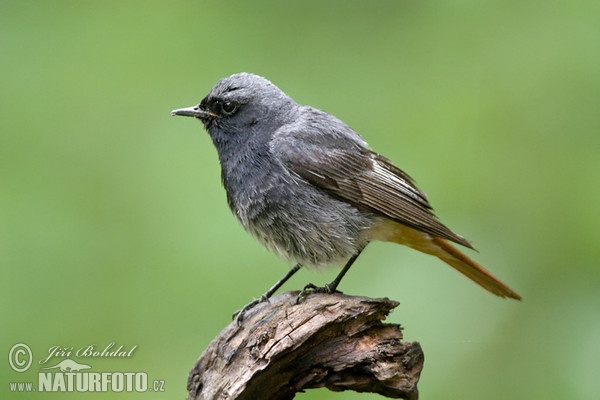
left=172, top=73, right=296, bottom=143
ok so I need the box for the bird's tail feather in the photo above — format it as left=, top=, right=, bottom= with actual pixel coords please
left=371, top=220, right=521, bottom=300
left=431, top=237, right=521, bottom=300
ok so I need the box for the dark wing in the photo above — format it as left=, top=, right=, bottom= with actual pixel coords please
left=281, top=144, right=473, bottom=249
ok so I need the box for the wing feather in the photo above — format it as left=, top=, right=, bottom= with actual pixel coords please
left=281, top=144, right=473, bottom=248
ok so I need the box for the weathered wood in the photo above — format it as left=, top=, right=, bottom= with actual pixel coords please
left=187, top=291, right=423, bottom=400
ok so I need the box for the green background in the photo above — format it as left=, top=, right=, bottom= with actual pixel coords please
left=2, top=1, right=599, bottom=399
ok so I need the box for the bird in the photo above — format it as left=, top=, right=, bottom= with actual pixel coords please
left=171, top=72, right=521, bottom=316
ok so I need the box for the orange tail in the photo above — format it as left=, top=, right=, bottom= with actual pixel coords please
left=432, top=237, right=521, bottom=300
left=371, top=220, right=521, bottom=299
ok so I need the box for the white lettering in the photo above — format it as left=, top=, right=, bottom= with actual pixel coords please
left=37, top=372, right=149, bottom=392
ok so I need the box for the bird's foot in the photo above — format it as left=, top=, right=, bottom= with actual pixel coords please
left=233, top=294, right=269, bottom=325
left=296, top=282, right=342, bottom=303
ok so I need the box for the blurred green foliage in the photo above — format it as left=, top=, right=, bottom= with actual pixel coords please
left=2, top=1, right=599, bottom=399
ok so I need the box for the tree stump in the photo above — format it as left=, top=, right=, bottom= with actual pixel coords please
left=187, top=291, right=423, bottom=400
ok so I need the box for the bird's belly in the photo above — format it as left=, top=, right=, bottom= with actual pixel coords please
left=238, top=189, right=374, bottom=267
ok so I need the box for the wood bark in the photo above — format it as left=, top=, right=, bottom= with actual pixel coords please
left=187, top=291, right=423, bottom=400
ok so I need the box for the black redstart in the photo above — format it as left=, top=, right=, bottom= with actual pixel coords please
left=171, top=73, right=521, bottom=315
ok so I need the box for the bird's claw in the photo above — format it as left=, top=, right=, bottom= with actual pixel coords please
left=296, top=282, right=341, bottom=303
left=233, top=295, right=269, bottom=325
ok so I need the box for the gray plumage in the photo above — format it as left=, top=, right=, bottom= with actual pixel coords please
left=173, top=72, right=468, bottom=267
left=172, top=72, right=523, bottom=303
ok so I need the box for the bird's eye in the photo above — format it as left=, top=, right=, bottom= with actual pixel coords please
left=221, top=101, right=237, bottom=114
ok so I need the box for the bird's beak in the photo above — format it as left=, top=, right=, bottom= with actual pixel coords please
left=170, top=105, right=216, bottom=119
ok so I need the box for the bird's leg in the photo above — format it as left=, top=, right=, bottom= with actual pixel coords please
left=326, top=248, right=364, bottom=292
left=234, top=263, right=303, bottom=323
left=298, top=247, right=365, bottom=302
